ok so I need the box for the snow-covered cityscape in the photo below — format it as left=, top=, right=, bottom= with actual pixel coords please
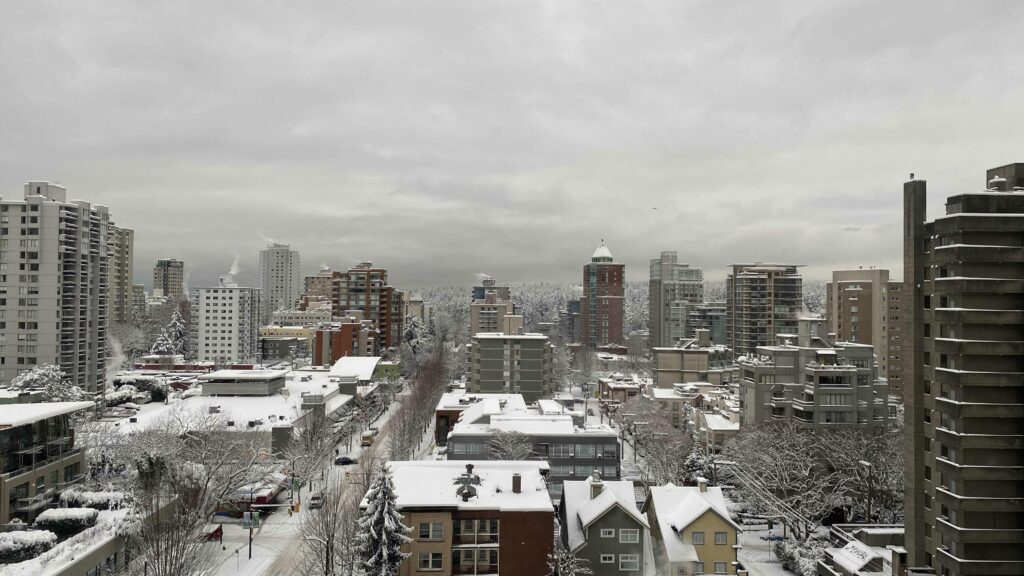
left=1, top=3, right=1022, bottom=576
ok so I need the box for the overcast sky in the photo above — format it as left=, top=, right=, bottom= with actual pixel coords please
left=2, top=1, right=1022, bottom=289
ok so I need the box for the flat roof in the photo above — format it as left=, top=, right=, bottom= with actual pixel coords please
left=199, top=369, right=289, bottom=381
left=0, top=401, right=95, bottom=428
left=383, top=461, right=553, bottom=512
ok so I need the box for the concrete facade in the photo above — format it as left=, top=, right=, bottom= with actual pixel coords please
left=687, top=302, right=727, bottom=346
left=726, top=264, right=803, bottom=356
left=466, top=333, right=553, bottom=403
left=258, top=242, right=301, bottom=325
left=190, top=280, right=261, bottom=365
left=649, top=251, right=704, bottom=348
left=331, top=262, right=402, bottom=352
left=737, top=318, right=890, bottom=433
left=0, top=182, right=110, bottom=392
left=152, top=258, right=184, bottom=300
left=903, top=167, right=1024, bottom=575
left=581, top=242, right=625, bottom=348
left=652, top=331, right=735, bottom=388
left=107, top=223, right=134, bottom=325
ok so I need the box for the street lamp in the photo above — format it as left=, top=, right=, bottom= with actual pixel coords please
left=858, top=459, right=874, bottom=522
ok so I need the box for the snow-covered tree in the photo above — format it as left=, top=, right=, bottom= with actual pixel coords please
left=167, top=309, right=189, bottom=356
left=300, top=483, right=361, bottom=575
left=547, top=546, right=593, bottom=576
left=42, top=378, right=84, bottom=403
left=684, top=444, right=710, bottom=484
left=9, top=364, right=64, bottom=390
left=149, top=332, right=175, bottom=356
left=357, top=462, right=412, bottom=576
left=487, top=429, right=533, bottom=460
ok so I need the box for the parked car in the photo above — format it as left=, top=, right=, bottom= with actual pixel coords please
left=334, top=456, right=357, bottom=466
left=309, top=493, right=323, bottom=510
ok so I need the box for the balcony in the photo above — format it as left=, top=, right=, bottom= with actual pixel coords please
left=15, top=490, right=55, bottom=512
left=935, top=545, right=1024, bottom=575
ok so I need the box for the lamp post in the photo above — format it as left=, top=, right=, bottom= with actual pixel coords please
left=859, top=459, right=874, bottom=522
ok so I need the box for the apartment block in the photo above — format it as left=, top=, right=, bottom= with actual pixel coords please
left=726, top=264, right=803, bottom=356
left=737, top=318, right=890, bottom=433
left=0, top=402, right=93, bottom=524
left=466, top=333, right=553, bottom=403
left=470, top=277, right=519, bottom=335
left=152, top=258, right=184, bottom=300
left=0, top=182, right=110, bottom=392
left=649, top=251, right=703, bottom=348
left=581, top=242, right=625, bottom=348
left=903, top=167, right=1024, bottom=575
left=377, top=461, right=554, bottom=576
left=258, top=242, right=301, bottom=325
left=687, top=302, right=727, bottom=346
left=312, top=320, right=376, bottom=366
left=190, top=278, right=261, bottom=365
left=130, top=283, right=146, bottom=319
left=271, top=308, right=331, bottom=326
left=330, top=262, right=402, bottom=352
left=107, top=223, right=134, bottom=325
left=303, top=265, right=333, bottom=300
left=652, top=330, right=735, bottom=388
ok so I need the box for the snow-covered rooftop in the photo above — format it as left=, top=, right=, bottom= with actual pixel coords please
left=199, top=369, right=289, bottom=381
left=833, top=540, right=883, bottom=573
left=701, top=413, right=739, bottom=432
left=384, top=461, right=553, bottom=512
left=0, top=401, right=95, bottom=428
left=328, top=356, right=382, bottom=381
left=563, top=475, right=647, bottom=551
left=435, top=390, right=528, bottom=413
left=592, top=242, right=614, bottom=260
left=473, top=332, right=549, bottom=340
left=646, top=483, right=740, bottom=564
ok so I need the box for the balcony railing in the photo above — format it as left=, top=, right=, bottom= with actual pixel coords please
left=15, top=490, right=55, bottom=511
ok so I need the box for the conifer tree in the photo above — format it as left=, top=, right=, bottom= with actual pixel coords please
left=357, top=462, right=411, bottom=576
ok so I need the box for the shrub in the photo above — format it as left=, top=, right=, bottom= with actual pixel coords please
left=59, top=489, right=127, bottom=510
left=0, top=530, right=57, bottom=563
left=34, top=508, right=99, bottom=537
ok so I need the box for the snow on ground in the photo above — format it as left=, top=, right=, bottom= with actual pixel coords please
left=737, top=524, right=799, bottom=576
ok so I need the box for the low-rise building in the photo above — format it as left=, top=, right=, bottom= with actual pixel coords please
left=446, top=404, right=620, bottom=500
left=434, top=391, right=529, bottom=447
left=694, top=411, right=740, bottom=456
left=653, top=330, right=736, bottom=388
left=560, top=471, right=651, bottom=575
left=598, top=374, right=642, bottom=404
left=466, top=332, right=553, bottom=403
left=378, top=461, right=554, bottom=576
left=737, top=318, right=890, bottom=433
left=0, top=401, right=94, bottom=523
left=644, top=480, right=742, bottom=576
left=271, top=308, right=332, bottom=326
left=817, top=524, right=907, bottom=576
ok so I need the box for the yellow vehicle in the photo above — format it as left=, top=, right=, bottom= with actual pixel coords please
left=360, top=430, right=376, bottom=447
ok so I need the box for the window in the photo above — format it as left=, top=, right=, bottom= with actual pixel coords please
left=692, top=532, right=704, bottom=545
left=714, top=561, right=727, bottom=574
left=619, top=554, right=639, bottom=571
left=715, top=531, right=727, bottom=545
left=418, top=552, right=442, bottom=570
left=695, top=562, right=705, bottom=574
left=419, top=522, right=443, bottom=540
left=600, top=528, right=615, bottom=538
left=600, top=554, right=615, bottom=564
left=619, top=528, right=639, bottom=543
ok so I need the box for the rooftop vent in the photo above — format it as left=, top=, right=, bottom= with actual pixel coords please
left=988, top=175, right=1008, bottom=192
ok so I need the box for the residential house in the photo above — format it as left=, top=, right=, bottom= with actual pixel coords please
left=645, top=480, right=741, bottom=576
left=560, top=471, right=651, bottom=575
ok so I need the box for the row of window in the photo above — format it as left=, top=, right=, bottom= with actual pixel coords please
left=690, top=531, right=729, bottom=545
left=599, top=528, right=640, bottom=543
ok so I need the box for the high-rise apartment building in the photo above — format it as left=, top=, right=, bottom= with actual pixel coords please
left=130, top=284, right=147, bottom=319
left=330, top=262, right=402, bottom=352
left=152, top=258, right=184, bottom=300
left=580, top=242, right=625, bottom=348
left=903, top=167, right=1024, bottom=575
left=258, top=242, right=301, bottom=324
left=648, top=251, right=704, bottom=348
left=470, top=277, right=519, bottom=335
left=303, top=265, right=333, bottom=301
left=885, top=281, right=905, bottom=396
left=107, top=223, right=134, bottom=325
left=826, top=268, right=903, bottom=393
left=737, top=318, right=890, bottom=432
left=687, top=301, right=727, bottom=345
left=0, top=182, right=110, bottom=392
left=725, top=264, right=802, bottom=356
left=466, top=332, right=553, bottom=403
left=190, top=278, right=261, bottom=365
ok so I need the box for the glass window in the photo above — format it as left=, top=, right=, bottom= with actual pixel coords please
left=692, top=531, right=704, bottom=545
left=715, top=531, right=727, bottom=545
left=714, top=561, right=727, bottom=574
left=600, top=554, right=615, bottom=564
left=620, top=528, right=639, bottom=543
left=695, top=562, right=705, bottom=574
left=418, top=552, right=442, bottom=570
left=619, top=554, right=640, bottom=571
left=600, top=528, right=615, bottom=538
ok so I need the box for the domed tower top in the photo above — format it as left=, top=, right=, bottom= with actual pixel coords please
left=592, top=240, right=614, bottom=262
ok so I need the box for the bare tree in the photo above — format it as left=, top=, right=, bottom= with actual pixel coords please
left=620, top=395, right=691, bottom=484
left=487, top=429, right=534, bottom=460
left=298, top=483, right=361, bottom=576
left=547, top=546, right=594, bottom=576
left=282, top=409, right=336, bottom=494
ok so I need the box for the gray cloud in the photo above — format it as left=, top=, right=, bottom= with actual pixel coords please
left=1, top=0, right=1022, bottom=289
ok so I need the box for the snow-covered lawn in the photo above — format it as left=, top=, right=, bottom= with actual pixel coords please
left=737, top=525, right=799, bottom=576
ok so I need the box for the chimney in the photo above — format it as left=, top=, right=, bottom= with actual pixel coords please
left=466, top=463, right=474, bottom=475
left=696, top=329, right=710, bottom=348
left=512, top=473, right=522, bottom=494
left=589, top=470, right=603, bottom=499
left=697, top=477, right=708, bottom=493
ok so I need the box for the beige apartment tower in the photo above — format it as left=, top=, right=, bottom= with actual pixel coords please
left=0, top=182, right=110, bottom=392
left=826, top=268, right=904, bottom=395
left=152, top=258, right=185, bottom=300
left=648, top=251, right=703, bottom=348
left=903, top=166, right=1024, bottom=575
left=725, top=264, right=803, bottom=356
left=108, top=223, right=134, bottom=324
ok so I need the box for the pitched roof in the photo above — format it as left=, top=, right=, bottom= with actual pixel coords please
left=646, top=483, right=741, bottom=564
left=562, top=476, right=648, bottom=551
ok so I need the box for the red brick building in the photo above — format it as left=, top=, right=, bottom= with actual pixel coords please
left=312, top=321, right=375, bottom=366
left=330, top=262, right=403, bottom=352
left=580, top=241, right=625, bottom=348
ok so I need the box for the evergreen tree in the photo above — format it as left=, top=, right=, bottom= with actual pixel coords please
left=357, top=462, right=411, bottom=576
left=684, top=444, right=709, bottom=484
left=167, top=309, right=189, bottom=357
left=149, top=332, right=175, bottom=356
